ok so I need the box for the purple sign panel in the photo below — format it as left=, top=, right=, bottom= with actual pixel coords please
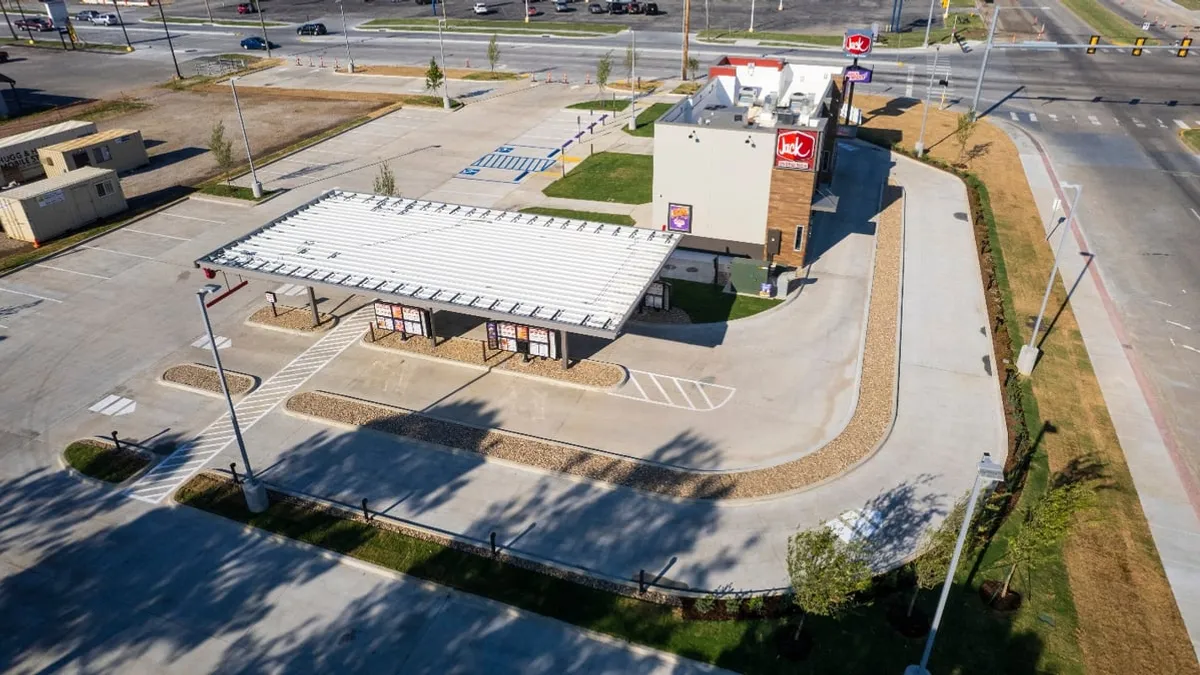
left=667, top=203, right=692, bottom=233
left=844, top=65, right=873, bottom=84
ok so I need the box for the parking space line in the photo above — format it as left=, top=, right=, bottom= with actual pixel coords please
left=0, top=285, right=62, bottom=303
left=609, top=369, right=736, bottom=412
left=628, top=372, right=648, bottom=400
left=79, top=245, right=157, bottom=261
left=672, top=378, right=696, bottom=409
left=125, top=228, right=188, bottom=241
left=648, top=373, right=671, bottom=404
left=695, top=383, right=715, bottom=409
left=38, top=264, right=111, bottom=280
left=163, top=213, right=224, bottom=224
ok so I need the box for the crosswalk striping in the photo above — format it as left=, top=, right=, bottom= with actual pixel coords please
left=1004, top=111, right=1195, bottom=133
left=609, top=369, right=736, bottom=411
left=123, top=310, right=374, bottom=504
left=192, top=335, right=231, bottom=350
left=88, top=395, right=136, bottom=416
left=471, top=153, right=556, bottom=173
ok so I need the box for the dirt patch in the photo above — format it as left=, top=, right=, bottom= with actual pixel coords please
left=337, top=64, right=520, bottom=80
left=248, top=305, right=335, bottom=333
left=855, top=93, right=1200, bottom=675
left=162, top=363, right=256, bottom=396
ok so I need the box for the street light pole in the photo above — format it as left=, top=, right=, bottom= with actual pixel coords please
left=197, top=285, right=268, bottom=513
left=437, top=0, right=450, bottom=110
left=524, top=0, right=530, bottom=23
left=922, top=0, right=936, bottom=48
left=110, top=0, right=132, bottom=51
left=155, top=0, right=182, bottom=79
left=253, top=0, right=270, bottom=58
left=230, top=78, right=264, bottom=199
left=1017, top=185, right=1082, bottom=375
left=749, top=0, right=755, bottom=32
left=970, top=4, right=1001, bottom=118
left=905, top=453, right=1005, bottom=675
left=914, top=45, right=940, bottom=156
left=628, top=29, right=637, bottom=131
left=340, top=1, right=354, bottom=72
left=14, top=0, right=32, bottom=42
left=0, top=1, right=17, bottom=41
left=202, top=0, right=214, bottom=24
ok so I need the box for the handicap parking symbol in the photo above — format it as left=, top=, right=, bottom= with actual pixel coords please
left=460, top=168, right=480, bottom=176
left=496, top=146, right=514, bottom=154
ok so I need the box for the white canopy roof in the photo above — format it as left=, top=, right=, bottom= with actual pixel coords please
left=196, top=190, right=680, bottom=337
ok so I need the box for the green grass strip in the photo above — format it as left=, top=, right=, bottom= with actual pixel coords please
left=360, top=18, right=623, bottom=34
left=64, top=440, right=148, bottom=483
left=1059, top=0, right=1155, bottom=44
left=1181, top=129, right=1200, bottom=153
left=519, top=207, right=635, bottom=225
left=624, top=102, right=672, bottom=138
left=668, top=278, right=781, bottom=323
left=567, top=98, right=631, bottom=111
left=0, top=37, right=130, bottom=52
left=543, top=151, right=651, bottom=204
left=697, top=29, right=844, bottom=46
left=154, top=16, right=288, bottom=26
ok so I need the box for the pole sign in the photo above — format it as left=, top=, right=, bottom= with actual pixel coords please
left=844, top=65, right=873, bottom=84
left=774, top=129, right=819, bottom=171
left=843, top=29, right=874, bottom=57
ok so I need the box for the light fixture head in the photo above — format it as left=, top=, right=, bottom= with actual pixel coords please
left=199, top=283, right=222, bottom=296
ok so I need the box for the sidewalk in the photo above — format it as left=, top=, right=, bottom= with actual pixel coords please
left=0, top=471, right=730, bottom=675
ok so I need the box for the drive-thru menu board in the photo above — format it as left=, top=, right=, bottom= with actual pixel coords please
left=373, top=301, right=430, bottom=337
left=486, top=321, right=559, bottom=360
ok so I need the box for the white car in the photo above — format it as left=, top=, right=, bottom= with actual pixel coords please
left=473, top=2, right=489, bottom=14
left=92, top=13, right=121, bottom=26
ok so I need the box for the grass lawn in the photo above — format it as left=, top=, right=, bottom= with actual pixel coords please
left=1181, top=129, right=1200, bottom=153
left=199, top=183, right=275, bottom=201
left=624, top=102, right=672, bottom=138
left=64, top=440, right=149, bottom=483
left=697, top=29, right=845, bottom=46
left=1059, top=0, right=1155, bottom=44
left=156, top=16, right=288, bottom=26
left=567, top=98, right=631, bottom=111
left=176, top=471, right=1089, bottom=674
left=360, top=18, right=623, bottom=34
left=462, top=70, right=520, bottom=81
left=543, top=152, right=651, bottom=204
left=878, top=12, right=986, bottom=48
left=519, top=207, right=635, bottom=226
left=856, top=92, right=1200, bottom=675
left=672, top=82, right=702, bottom=95
left=668, top=278, right=781, bottom=323
left=0, top=37, right=130, bottom=52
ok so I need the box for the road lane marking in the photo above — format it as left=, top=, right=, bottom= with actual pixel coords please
left=78, top=245, right=157, bottom=261
left=125, top=228, right=188, bottom=241
left=0, top=285, right=62, bottom=303
left=1152, top=300, right=1173, bottom=307
left=1166, top=320, right=1192, bottom=330
left=1010, top=112, right=1019, bottom=121
left=1133, top=118, right=1146, bottom=128
left=1048, top=113, right=1058, bottom=122
left=1088, top=115, right=1101, bottom=125
left=192, top=335, right=231, bottom=350
left=89, top=395, right=136, bottom=416
left=1175, top=120, right=1189, bottom=129
left=38, top=264, right=110, bottom=280
left=1028, top=113, right=1038, bottom=122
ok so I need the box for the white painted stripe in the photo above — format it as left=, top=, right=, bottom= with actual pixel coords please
left=1010, top=112, right=1019, bottom=121
left=163, top=212, right=224, bottom=224
left=89, top=394, right=121, bottom=412
left=695, top=383, right=715, bottom=410
left=648, top=373, right=671, bottom=405
left=38, top=264, right=111, bottom=280
left=0, top=285, right=63, bottom=303
left=125, top=228, right=188, bottom=241
left=1175, top=119, right=1189, bottom=129
left=78, top=245, right=158, bottom=261
left=1089, top=115, right=1101, bottom=125
left=1028, top=113, right=1038, bottom=123
left=672, top=378, right=696, bottom=410
left=1133, top=118, right=1146, bottom=128
left=1048, top=113, right=1058, bottom=122
left=99, top=398, right=136, bottom=416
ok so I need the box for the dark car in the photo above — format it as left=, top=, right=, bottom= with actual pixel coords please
left=15, top=17, right=53, bottom=31
left=236, top=2, right=258, bottom=14
left=0, top=51, right=8, bottom=63
left=608, top=1, right=627, bottom=14
left=588, top=2, right=605, bottom=12
left=239, top=36, right=276, bottom=50
left=644, top=2, right=660, bottom=14
left=297, top=22, right=327, bottom=35
left=75, top=10, right=101, bottom=21
left=628, top=1, right=642, bottom=13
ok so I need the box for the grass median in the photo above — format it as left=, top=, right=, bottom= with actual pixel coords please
left=360, top=18, right=623, bottom=34
left=1180, top=129, right=1200, bottom=153
left=519, top=207, right=635, bottom=226
left=698, top=29, right=844, bottom=46
left=668, top=278, right=781, bottom=323
left=1059, top=0, right=1156, bottom=44
left=623, top=102, right=672, bottom=138
left=64, top=440, right=149, bottom=483
left=152, top=16, right=288, bottom=27
left=568, top=98, right=631, bottom=111
left=543, top=152, right=651, bottom=204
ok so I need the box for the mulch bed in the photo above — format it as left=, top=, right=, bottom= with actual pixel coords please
left=162, top=363, right=256, bottom=396
left=248, top=305, right=335, bottom=333
left=978, top=580, right=1023, bottom=612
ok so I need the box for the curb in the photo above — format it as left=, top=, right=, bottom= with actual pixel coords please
left=157, top=363, right=260, bottom=400
left=188, top=189, right=287, bottom=208
left=58, top=439, right=157, bottom=488
left=244, top=311, right=339, bottom=336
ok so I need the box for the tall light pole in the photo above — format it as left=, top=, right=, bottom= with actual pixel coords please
left=749, top=0, right=755, bottom=32
left=921, top=0, right=936, bottom=48
left=914, top=45, right=940, bottom=156
left=202, top=0, right=214, bottom=24
left=777, top=0, right=782, bottom=11
left=681, top=0, right=690, bottom=80
left=197, top=284, right=268, bottom=513
left=252, top=0, right=270, bottom=58
left=230, top=78, right=263, bottom=199
left=14, top=0, right=33, bottom=42
left=905, top=453, right=1005, bottom=675
left=524, top=0, right=530, bottom=23
left=110, top=0, right=131, bottom=51
left=155, top=0, right=182, bottom=79
left=970, top=5, right=1003, bottom=118
left=339, top=0, right=354, bottom=73
left=627, top=29, right=637, bottom=131
left=0, top=1, right=17, bottom=41
left=704, top=0, right=709, bottom=32
left=435, top=0, right=451, bottom=109
left=1017, top=184, right=1082, bottom=375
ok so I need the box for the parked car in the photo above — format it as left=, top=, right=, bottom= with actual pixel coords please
left=644, top=2, right=660, bottom=14
left=473, top=2, right=489, bottom=14
left=554, top=1, right=569, bottom=11
left=239, top=36, right=276, bottom=50
left=608, top=1, right=627, bottom=14
left=588, top=2, right=605, bottom=12
left=15, top=17, right=53, bottom=31
left=527, top=6, right=538, bottom=16
left=297, top=22, right=327, bottom=35
left=628, top=1, right=642, bottom=14
left=0, top=51, right=8, bottom=63
left=92, top=13, right=122, bottom=26
left=74, top=10, right=101, bottom=21
left=236, top=2, right=258, bottom=14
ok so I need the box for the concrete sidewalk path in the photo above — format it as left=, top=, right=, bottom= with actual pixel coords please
left=0, top=470, right=730, bottom=675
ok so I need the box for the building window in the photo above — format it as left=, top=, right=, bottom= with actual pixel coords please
left=794, top=225, right=805, bottom=251
left=44, top=157, right=53, bottom=166
left=93, top=145, right=112, bottom=164
left=95, top=180, right=114, bottom=198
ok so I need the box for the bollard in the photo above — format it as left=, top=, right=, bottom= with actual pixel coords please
left=295, top=56, right=301, bottom=66
left=490, top=531, right=498, bottom=555
left=111, top=430, right=121, bottom=450
left=361, top=497, right=370, bottom=521
left=320, top=56, right=326, bottom=68
left=308, top=56, right=314, bottom=67
left=466, top=57, right=470, bottom=68
left=562, top=73, right=568, bottom=84
left=335, top=58, right=339, bottom=70
left=590, top=143, right=593, bottom=155
left=639, top=569, right=646, bottom=593
left=230, top=462, right=240, bottom=485
left=586, top=73, right=591, bottom=85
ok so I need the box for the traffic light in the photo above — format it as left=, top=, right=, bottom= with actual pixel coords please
left=1087, top=35, right=1099, bottom=54
left=1132, top=37, right=1146, bottom=56
left=1179, top=37, right=1193, bottom=58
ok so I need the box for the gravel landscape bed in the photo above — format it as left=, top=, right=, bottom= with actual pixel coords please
left=162, top=363, right=257, bottom=396
left=367, top=327, right=624, bottom=388
left=293, top=186, right=902, bottom=499
left=248, top=305, right=336, bottom=333
left=630, top=307, right=692, bottom=325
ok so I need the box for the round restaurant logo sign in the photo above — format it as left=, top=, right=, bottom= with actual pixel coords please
left=843, top=32, right=873, bottom=57
left=775, top=129, right=818, bottom=171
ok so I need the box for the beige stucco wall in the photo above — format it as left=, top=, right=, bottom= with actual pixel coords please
left=0, top=173, right=127, bottom=243
left=41, top=131, right=149, bottom=178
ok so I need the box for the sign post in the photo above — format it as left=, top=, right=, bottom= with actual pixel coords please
left=264, top=291, right=278, bottom=317
left=842, top=30, right=874, bottom=125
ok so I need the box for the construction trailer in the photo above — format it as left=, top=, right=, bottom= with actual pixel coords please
left=0, top=166, right=126, bottom=245
left=39, top=129, right=150, bottom=177
left=0, top=120, right=97, bottom=184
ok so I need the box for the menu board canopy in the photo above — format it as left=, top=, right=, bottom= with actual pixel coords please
left=487, top=320, right=559, bottom=360
left=374, top=300, right=429, bottom=337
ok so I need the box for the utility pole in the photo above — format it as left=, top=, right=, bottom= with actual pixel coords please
left=155, top=0, right=182, bottom=80
left=437, top=0, right=451, bottom=109
left=340, top=0, right=354, bottom=72
left=0, top=1, right=17, bottom=41
left=749, top=0, right=755, bottom=32
left=230, top=78, right=263, bottom=199
left=704, top=0, right=709, bottom=32
left=524, top=0, right=530, bottom=23
left=914, top=45, right=940, bottom=156
left=14, top=0, right=32, bottom=42
left=970, top=4, right=1001, bottom=118
left=681, top=0, right=690, bottom=80
left=202, top=0, right=214, bottom=24
left=922, top=0, right=936, bottom=48
left=110, top=0, right=131, bottom=51
left=628, top=29, right=637, bottom=131
left=253, top=0, right=270, bottom=57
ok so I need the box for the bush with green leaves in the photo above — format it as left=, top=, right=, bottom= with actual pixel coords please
left=745, top=595, right=765, bottom=615
left=909, top=496, right=967, bottom=616
left=723, top=595, right=741, bottom=616
left=692, top=593, right=716, bottom=615
left=787, top=525, right=872, bottom=638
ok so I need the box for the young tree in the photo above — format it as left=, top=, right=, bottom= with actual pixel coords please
left=997, top=482, right=1093, bottom=598
left=425, top=56, right=444, bottom=93
left=624, top=43, right=639, bottom=86
left=908, top=497, right=967, bottom=617
left=373, top=161, right=396, bottom=197
left=786, top=525, right=872, bottom=640
left=487, top=34, right=500, bottom=73
left=596, top=50, right=612, bottom=94
left=687, top=56, right=700, bottom=81
left=954, top=112, right=978, bottom=166
left=208, top=121, right=235, bottom=187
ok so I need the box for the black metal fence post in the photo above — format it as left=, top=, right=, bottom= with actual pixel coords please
left=490, top=531, right=497, bottom=556
left=361, top=498, right=370, bottom=521
left=639, top=569, right=646, bottom=593
left=230, top=462, right=240, bottom=484
left=110, top=430, right=121, bottom=450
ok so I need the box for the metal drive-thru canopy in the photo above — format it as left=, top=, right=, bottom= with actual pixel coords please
left=195, top=190, right=681, bottom=338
